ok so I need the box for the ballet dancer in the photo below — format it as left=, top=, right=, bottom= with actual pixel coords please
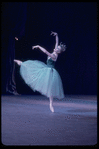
left=14, top=31, right=66, bottom=112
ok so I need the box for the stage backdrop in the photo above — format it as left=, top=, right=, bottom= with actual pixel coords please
left=1, top=2, right=97, bottom=95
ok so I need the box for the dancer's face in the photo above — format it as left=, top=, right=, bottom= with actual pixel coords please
left=54, top=46, right=61, bottom=54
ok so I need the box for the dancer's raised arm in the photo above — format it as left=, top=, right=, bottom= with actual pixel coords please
left=32, top=45, right=56, bottom=59
left=51, top=31, right=59, bottom=49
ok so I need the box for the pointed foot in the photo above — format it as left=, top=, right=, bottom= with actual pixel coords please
left=14, top=59, right=22, bottom=65
left=50, top=105, right=54, bottom=113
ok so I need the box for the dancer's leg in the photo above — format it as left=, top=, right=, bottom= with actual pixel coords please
left=14, top=59, right=22, bottom=66
left=49, top=96, right=54, bottom=112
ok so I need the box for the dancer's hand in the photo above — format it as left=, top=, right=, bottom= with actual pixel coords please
left=15, top=37, right=18, bottom=40
left=50, top=31, right=58, bottom=36
left=32, top=45, right=39, bottom=50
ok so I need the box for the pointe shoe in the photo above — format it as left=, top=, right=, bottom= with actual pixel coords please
left=14, top=60, right=22, bottom=66
left=50, top=105, right=54, bottom=113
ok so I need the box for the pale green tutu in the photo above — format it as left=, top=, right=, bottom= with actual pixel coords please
left=20, top=60, right=65, bottom=99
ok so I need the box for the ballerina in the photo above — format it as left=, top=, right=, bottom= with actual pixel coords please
left=14, top=31, right=66, bottom=112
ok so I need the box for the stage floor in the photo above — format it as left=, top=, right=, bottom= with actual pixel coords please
left=1, top=95, right=97, bottom=146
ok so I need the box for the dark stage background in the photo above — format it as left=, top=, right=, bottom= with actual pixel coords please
left=1, top=2, right=97, bottom=95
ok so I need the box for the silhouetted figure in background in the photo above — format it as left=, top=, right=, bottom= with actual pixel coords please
left=1, top=2, right=27, bottom=95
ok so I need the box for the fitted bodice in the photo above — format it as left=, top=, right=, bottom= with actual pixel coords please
left=47, top=58, right=56, bottom=68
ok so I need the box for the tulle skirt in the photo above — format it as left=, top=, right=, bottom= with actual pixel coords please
left=20, top=60, right=65, bottom=99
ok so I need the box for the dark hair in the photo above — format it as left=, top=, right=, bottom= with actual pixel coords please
left=59, top=42, right=67, bottom=52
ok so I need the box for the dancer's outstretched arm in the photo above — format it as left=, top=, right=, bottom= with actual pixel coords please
left=51, top=31, right=59, bottom=49
left=32, top=45, right=56, bottom=59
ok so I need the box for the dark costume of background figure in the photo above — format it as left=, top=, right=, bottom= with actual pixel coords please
left=2, top=2, right=27, bottom=94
